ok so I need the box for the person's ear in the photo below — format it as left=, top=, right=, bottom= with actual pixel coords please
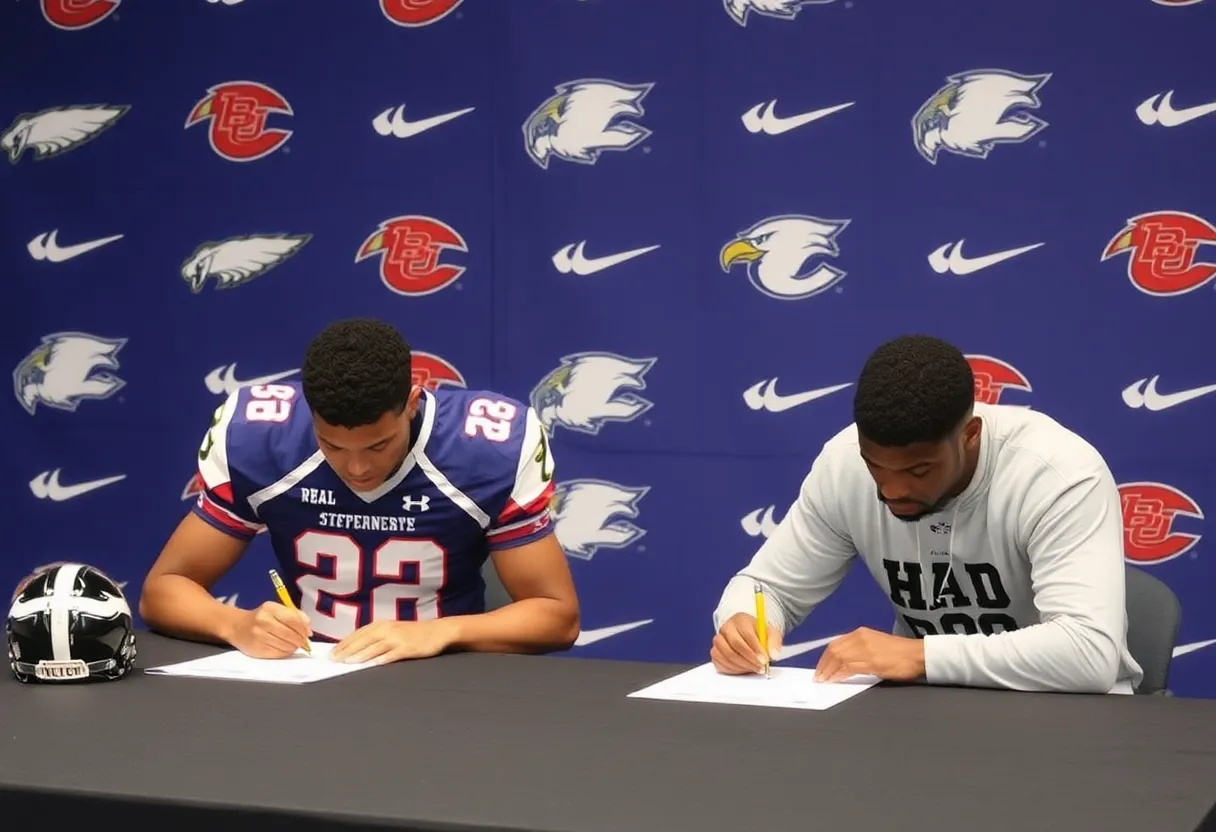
left=962, top=416, right=982, bottom=450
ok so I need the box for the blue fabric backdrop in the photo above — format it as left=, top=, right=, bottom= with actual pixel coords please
left=4, top=0, right=1215, bottom=695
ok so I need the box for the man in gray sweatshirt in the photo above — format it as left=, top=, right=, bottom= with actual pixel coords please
left=711, top=334, right=1143, bottom=694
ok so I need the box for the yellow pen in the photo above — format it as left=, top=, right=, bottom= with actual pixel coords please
left=753, top=581, right=770, bottom=678
left=269, top=569, right=311, bottom=655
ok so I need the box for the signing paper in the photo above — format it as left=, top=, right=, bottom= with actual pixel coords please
left=144, top=642, right=378, bottom=684
left=628, top=662, right=879, bottom=711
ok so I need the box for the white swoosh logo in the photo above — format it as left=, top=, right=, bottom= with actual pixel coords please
left=27, top=230, right=124, bottom=263
left=743, top=379, right=851, bottom=413
left=372, top=104, right=475, bottom=138
left=740, top=506, right=780, bottom=537
left=29, top=469, right=126, bottom=502
left=1136, top=91, right=1216, bottom=127
left=741, top=100, right=854, bottom=135
left=552, top=241, right=660, bottom=275
left=1174, top=639, right=1216, bottom=657
left=204, top=363, right=299, bottom=396
left=928, top=240, right=1044, bottom=276
left=1122, top=375, right=1216, bottom=411
left=573, top=619, right=653, bottom=647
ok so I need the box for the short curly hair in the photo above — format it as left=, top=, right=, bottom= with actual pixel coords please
left=301, top=318, right=412, bottom=428
left=853, top=334, right=975, bottom=447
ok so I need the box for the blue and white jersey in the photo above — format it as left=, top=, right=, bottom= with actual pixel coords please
left=190, top=382, right=555, bottom=642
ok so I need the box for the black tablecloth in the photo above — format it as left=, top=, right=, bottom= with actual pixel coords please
left=1, top=633, right=1215, bottom=832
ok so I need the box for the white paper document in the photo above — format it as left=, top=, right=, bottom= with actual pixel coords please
left=144, top=642, right=379, bottom=684
left=628, top=662, right=880, bottom=711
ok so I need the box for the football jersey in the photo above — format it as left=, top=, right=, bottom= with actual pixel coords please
left=190, top=381, right=555, bottom=642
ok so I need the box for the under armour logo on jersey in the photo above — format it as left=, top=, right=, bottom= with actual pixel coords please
left=402, top=495, right=431, bottom=512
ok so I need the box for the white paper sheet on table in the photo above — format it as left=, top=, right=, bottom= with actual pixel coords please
left=627, top=662, right=879, bottom=711
left=143, top=642, right=379, bottom=684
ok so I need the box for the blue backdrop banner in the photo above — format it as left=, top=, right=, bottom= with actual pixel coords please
left=3, top=0, right=1214, bottom=694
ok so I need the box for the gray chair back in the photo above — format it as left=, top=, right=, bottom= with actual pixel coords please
left=481, top=559, right=513, bottom=612
left=1124, top=565, right=1181, bottom=695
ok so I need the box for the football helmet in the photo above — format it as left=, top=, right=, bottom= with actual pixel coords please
left=6, top=562, right=137, bottom=683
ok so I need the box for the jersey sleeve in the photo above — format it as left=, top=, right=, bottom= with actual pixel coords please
left=485, top=405, right=557, bottom=551
left=189, top=390, right=267, bottom=541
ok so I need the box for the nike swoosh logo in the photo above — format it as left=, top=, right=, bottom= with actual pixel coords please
left=1122, top=375, right=1216, bottom=411
left=573, top=619, right=653, bottom=647
left=204, top=363, right=299, bottom=396
left=552, top=241, right=660, bottom=275
left=928, top=240, right=1044, bottom=276
left=27, top=230, right=124, bottom=262
left=741, top=100, right=854, bottom=135
left=1136, top=91, right=1216, bottom=127
left=29, top=469, right=126, bottom=501
left=742, top=379, right=852, bottom=413
left=372, top=104, right=475, bottom=138
left=1174, top=639, right=1216, bottom=658
left=740, top=506, right=780, bottom=538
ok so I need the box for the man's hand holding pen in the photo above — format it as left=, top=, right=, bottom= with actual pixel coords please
left=711, top=612, right=784, bottom=675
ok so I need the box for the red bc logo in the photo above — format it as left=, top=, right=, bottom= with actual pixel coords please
left=41, top=0, right=119, bottom=30
left=355, top=215, right=469, bottom=296
left=381, top=0, right=465, bottom=27
left=186, top=81, right=294, bottom=162
left=1119, top=482, right=1204, bottom=564
left=965, top=355, right=1032, bottom=404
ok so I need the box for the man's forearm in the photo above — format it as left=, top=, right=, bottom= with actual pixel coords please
left=445, top=598, right=579, bottom=654
left=712, top=463, right=856, bottom=633
left=923, top=617, right=1119, bottom=693
left=714, top=575, right=792, bottom=633
left=139, top=575, right=246, bottom=646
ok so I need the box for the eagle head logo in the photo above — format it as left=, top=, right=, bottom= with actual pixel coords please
left=912, top=70, right=1050, bottom=164
left=550, top=479, right=650, bottom=560
left=523, top=79, right=653, bottom=169
left=721, top=214, right=850, bottom=300
left=13, top=332, right=127, bottom=415
left=530, top=352, right=656, bottom=436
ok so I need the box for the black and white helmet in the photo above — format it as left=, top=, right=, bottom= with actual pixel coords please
left=6, top=562, right=137, bottom=683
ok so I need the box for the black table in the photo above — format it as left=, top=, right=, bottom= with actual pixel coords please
left=2, top=633, right=1216, bottom=832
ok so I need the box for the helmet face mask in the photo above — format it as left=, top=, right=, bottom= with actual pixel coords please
left=6, top=563, right=137, bottom=684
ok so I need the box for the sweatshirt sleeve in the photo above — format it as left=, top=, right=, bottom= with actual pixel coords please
left=713, top=449, right=857, bottom=636
left=923, top=463, right=1129, bottom=693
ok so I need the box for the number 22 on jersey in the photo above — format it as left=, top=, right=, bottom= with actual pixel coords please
left=295, top=532, right=448, bottom=641
left=285, top=392, right=517, bottom=640
left=464, top=397, right=516, bottom=442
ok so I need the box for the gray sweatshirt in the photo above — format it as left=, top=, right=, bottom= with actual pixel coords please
left=713, top=402, right=1143, bottom=693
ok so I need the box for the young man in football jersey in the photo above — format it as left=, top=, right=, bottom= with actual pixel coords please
left=710, top=334, right=1143, bottom=694
left=140, top=318, right=580, bottom=664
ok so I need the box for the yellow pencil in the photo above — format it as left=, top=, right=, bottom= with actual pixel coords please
left=753, top=581, right=770, bottom=678
left=269, top=569, right=311, bottom=655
